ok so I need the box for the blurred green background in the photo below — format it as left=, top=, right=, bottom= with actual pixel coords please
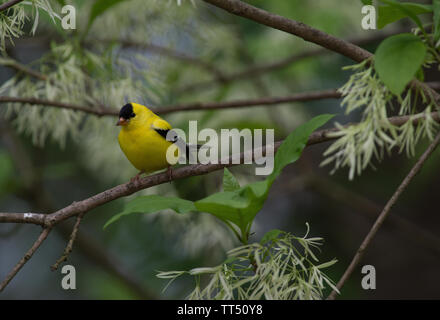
left=0, top=0, right=439, bottom=299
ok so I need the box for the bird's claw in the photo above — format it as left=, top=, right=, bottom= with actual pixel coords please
left=130, top=171, right=144, bottom=186
left=167, top=166, right=173, bottom=183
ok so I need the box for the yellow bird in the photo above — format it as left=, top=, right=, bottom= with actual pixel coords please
left=117, top=102, right=180, bottom=182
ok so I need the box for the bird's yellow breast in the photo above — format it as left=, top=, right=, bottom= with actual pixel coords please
left=118, top=124, right=173, bottom=173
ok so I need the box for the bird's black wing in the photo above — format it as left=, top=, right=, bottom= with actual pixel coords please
left=153, top=128, right=201, bottom=161
left=154, top=128, right=177, bottom=142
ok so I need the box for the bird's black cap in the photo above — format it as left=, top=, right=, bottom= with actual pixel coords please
left=119, top=103, right=136, bottom=119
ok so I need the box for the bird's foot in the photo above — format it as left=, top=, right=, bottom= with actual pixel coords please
left=167, top=166, right=173, bottom=183
left=130, top=171, right=144, bottom=186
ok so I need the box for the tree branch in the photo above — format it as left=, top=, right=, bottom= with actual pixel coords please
left=1, top=59, right=47, bottom=81
left=202, top=0, right=372, bottom=63
left=327, top=131, right=440, bottom=300
left=0, top=90, right=341, bottom=116
left=51, top=213, right=84, bottom=271
left=0, top=227, right=51, bottom=291
left=1, top=109, right=439, bottom=226
left=0, top=96, right=117, bottom=116
left=201, top=0, right=440, bottom=104
left=157, top=89, right=341, bottom=114
left=176, top=30, right=400, bottom=95
left=0, top=0, right=25, bottom=12
left=0, top=110, right=439, bottom=291
left=2, top=83, right=438, bottom=116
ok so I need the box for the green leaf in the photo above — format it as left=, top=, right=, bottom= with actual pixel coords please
left=223, top=168, right=240, bottom=192
left=103, top=195, right=195, bottom=229
left=378, top=1, right=432, bottom=30
left=195, top=114, right=334, bottom=236
left=434, top=0, right=440, bottom=41
left=260, top=229, right=282, bottom=244
left=195, top=180, right=270, bottom=235
left=375, top=33, right=427, bottom=95
left=361, top=0, right=373, bottom=5
left=267, top=114, right=334, bottom=183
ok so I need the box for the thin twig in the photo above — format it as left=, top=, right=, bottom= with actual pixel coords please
left=57, top=223, right=157, bottom=299
left=0, top=90, right=340, bottom=116
left=50, top=213, right=84, bottom=271
left=157, top=89, right=341, bottom=114
left=301, top=172, right=440, bottom=257
left=327, top=131, right=440, bottom=300
left=0, top=96, right=116, bottom=116
left=0, top=227, right=51, bottom=291
left=0, top=0, right=25, bottom=12
left=1, top=117, right=157, bottom=298
left=2, top=59, right=47, bottom=81
left=1, top=83, right=438, bottom=116
left=176, top=31, right=399, bottom=95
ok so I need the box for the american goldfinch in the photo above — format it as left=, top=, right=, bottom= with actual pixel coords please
left=117, top=102, right=181, bottom=182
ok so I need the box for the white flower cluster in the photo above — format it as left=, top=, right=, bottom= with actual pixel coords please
left=322, top=60, right=439, bottom=180
left=157, top=227, right=338, bottom=300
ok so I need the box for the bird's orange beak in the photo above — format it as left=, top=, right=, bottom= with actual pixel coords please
left=116, top=117, right=128, bottom=126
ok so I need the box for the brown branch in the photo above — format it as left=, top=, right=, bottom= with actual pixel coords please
left=202, top=0, right=372, bottom=63
left=303, top=173, right=440, bottom=258
left=0, top=0, right=25, bottom=12
left=0, top=110, right=439, bottom=291
left=2, top=59, right=47, bottom=81
left=177, top=31, right=399, bottom=95
left=157, top=89, right=341, bottom=114
left=327, top=131, right=440, bottom=300
left=0, top=212, right=46, bottom=226
left=2, top=82, right=440, bottom=117
left=0, top=117, right=157, bottom=298
left=50, top=213, right=84, bottom=271
left=0, top=96, right=117, bottom=116
left=1, top=109, right=439, bottom=226
left=0, top=227, right=51, bottom=291
left=0, top=90, right=340, bottom=116
left=201, top=0, right=440, bottom=104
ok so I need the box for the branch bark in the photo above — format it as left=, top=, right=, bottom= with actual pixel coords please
left=202, top=0, right=372, bottom=63
left=176, top=30, right=399, bottom=95
left=0, top=227, right=51, bottom=291
left=2, top=83, right=438, bottom=116
left=0, top=0, right=25, bottom=12
left=327, top=131, right=440, bottom=300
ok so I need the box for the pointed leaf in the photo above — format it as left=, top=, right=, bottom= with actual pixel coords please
left=223, top=168, right=240, bottom=192
left=375, top=33, right=426, bottom=95
left=378, top=3, right=432, bottom=29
